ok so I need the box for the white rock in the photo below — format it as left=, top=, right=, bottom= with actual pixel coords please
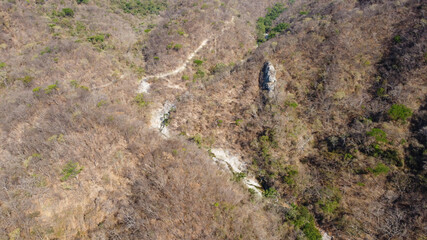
left=137, top=78, right=150, bottom=93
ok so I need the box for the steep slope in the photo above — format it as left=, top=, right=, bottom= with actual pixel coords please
left=0, top=0, right=290, bottom=239
left=0, top=0, right=426, bottom=239
left=169, top=0, right=427, bottom=239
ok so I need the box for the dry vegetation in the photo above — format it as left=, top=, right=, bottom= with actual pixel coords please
left=170, top=0, right=426, bottom=239
left=0, top=0, right=291, bottom=239
left=0, top=0, right=426, bottom=239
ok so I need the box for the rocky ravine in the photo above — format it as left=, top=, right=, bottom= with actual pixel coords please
left=136, top=18, right=332, bottom=240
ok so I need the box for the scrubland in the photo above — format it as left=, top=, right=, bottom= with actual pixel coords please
left=0, top=0, right=426, bottom=239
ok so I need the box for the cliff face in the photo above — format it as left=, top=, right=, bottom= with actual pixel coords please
left=260, top=62, right=277, bottom=92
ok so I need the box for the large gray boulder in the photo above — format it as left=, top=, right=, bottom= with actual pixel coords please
left=259, top=61, right=277, bottom=97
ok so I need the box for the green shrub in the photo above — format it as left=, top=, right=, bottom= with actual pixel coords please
left=258, top=128, right=277, bottom=162
left=44, top=82, right=58, bottom=94
left=48, top=134, right=64, bottom=142
left=61, top=8, right=74, bottom=17
left=70, top=80, right=79, bottom=88
left=181, top=75, right=189, bottom=81
left=40, top=47, right=52, bottom=55
left=382, top=149, right=402, bottom=166
left=192, top=134, right=202, bottom=146
left=248, top=188, right=256, bottom=196
left=388, top=104, right=412, bottom=122
left=193, top=59, right=203, bottom=66
left=263, top=187, right=277, bottom=198
left=35, top=0, right=45, bottom=4
left=268, top=32, right=277, bottom=38
left=368, top=163, right=390, bottom=176
left=115, top=0, right=167, bottom=16
left=173, top=44, right=182, bottom=50
left=166, top=42, right=174, bottom=50
left=154, top=56, right=159, bottom=60
left=393, top=35, right=402, bottom=43
left=367, top=144, right=402, bottom=166
left=285, top=101, right=298, bottom=108
left=217, top=119, right=223, bottom=126
left=344, top=153, right=353, bottom=161
left=193, top=69, right=205, bottom=79
left=144, top=29, right=151, bottom=33
left=61, top=161, right=83, bottom=181
left=272, top=22, right=289, bottom=33
left=87, top=34, right=105, bottom=44
left=286, top=204, right=322, bottom=240
left=134, top=93, right=148, bottom=107
left=8, top=228, right=21, bottom=240
left=376, top=87, right=386, bottom=97
left=70, top=80, right=90, bottom=91
left=256, top=19, right=266, bottom=43
left=76, top=0, right=89, bottom=4
left=299, top=10, right=309, bottom=15
left=96, top=100, right=107, bottom=107
left=177, top=29, right=185, bottom=35
left=210, top=63, right=227, bottom=74
left=207, top=149, right=215, bottom=158
left=317, top=187, right=341, bottom=218
left=134, top=66, right=145, bottom=77
left=79, top=85, right=90, bottom=91
left=32, top=87, right=41, bottom=93
left=367, top=128, right=388, bottom=143
left=256, top=3, right=286, bottom=43
left=19, top=75, right=33, bottom=86
left=264, top=3, right=286, bottom=29
left=0, top=62, right=5, bottom=69
left=283, top=165, right=298, bottom=186
left=232, top=172, right=246, bottom=182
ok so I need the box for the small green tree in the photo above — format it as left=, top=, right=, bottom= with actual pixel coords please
left=263, top=187, right=277, bottom=198
left=61, top=8, right=74, bottom=17
left=272, top=22, right=289, bottom=33
left=166, top=42, right=174, bottom=50
left=368, top=163, right=390, bottom=176
left=173, top=44, right=182, bottom=50
left=87, top=34, right=105, bottom=44
left=19, top=75, right=33, bottom=86
left=367, top=128, right=387, bottom=143
left=44, top=81, right=58, bottom=94
left=283, top=165, right=298, bottom=186
left=193, top=59, right=203, bottom=66
left=134, top=93, right=148, bottom=107
left=61, top=161, right=83, bottom=181
left=193, top=69, right=205, bottom=79
left=286, top=204, right=322, bottom=240
left=388, top=104, right=412, bottom=122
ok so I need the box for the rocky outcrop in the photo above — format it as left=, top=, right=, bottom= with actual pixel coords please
left=259, top=61, right=277, bottom=98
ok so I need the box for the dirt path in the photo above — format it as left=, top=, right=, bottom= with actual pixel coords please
left=138, top=17, right=235, bottom=93
left=136, top=16, right=264, bottom=193
left=135, top=16, right=332, bottom=239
